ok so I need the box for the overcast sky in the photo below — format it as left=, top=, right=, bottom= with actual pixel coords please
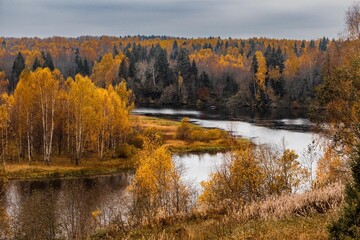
left=0, top=0, right=355, bottom=39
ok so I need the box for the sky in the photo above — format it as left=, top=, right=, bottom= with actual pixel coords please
left=0, top=0, right=355, bottom=40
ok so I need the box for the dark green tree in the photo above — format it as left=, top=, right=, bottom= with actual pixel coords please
left=170, top=40, right=179, bottom=60
left=119, top=57, right=129, bottom=80
left=319, top=37, right=329, bottom=52
left=83, top=58, right=90, bottom=76
left=113, top=45, right=119, bottom=56
left=32, top=57, right=41, bottom=71
left=155, top=48, right=170, bottom=86
left=329, top=147, right=360, bottom=239
left=42, top=52, right=55, bottom=71
left=309, top=40, right=316, bottom=49
left=10, top=52, right=25, bottom=91
left=176, top=48, right=191, bottom=79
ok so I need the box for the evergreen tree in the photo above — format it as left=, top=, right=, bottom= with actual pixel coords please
left=264, top=46, right=274, bottom=68
left=10, top=52, right=25, bottom=91
left=176, top=48, right=191, bottom=79
left=83, top=58, right=90, bottom=76
left=319, top=37, right=329, bottom=52
left=215, top=39, right=222, bottom=53
left=119, top=57, right=129, bottom=80
left=329, top=146, right=360, bottom=239
left=77, top=59, right=84, bottom=75
left=309, top=40, right=316, bottom=49
left=155, top=48, right=170, bottom=86
left=32, top=57, right=41, bottom=71
left=301, top=40, right=306, bottom=49
left=113, top=45, right=119, bottom=56
left=170, top=40, right=179, bottom=60
left=199, top=71, right=211, bottom=88
left=251, top=53, right=259, bottom=75
left=294, top=43, right=299, bottom=56
left=190, top=60, right=198, bottom=78
left=275, top=47, right=285, bottom=73
left=43, top=52, right=55, bottom=71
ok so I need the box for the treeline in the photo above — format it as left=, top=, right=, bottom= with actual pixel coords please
left=0, top=36, right=338, bottom=108
left=0, top=68, right=133, bottom=166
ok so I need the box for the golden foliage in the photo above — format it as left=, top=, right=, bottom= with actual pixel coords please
left=314, top=146, right=348, bottom=188
left=255, top=50, right=267, bottom=90
left=128, top=142, right=193, bottom=223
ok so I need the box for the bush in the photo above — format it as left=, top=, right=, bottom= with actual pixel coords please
left=328, top=149, right=360, bottom=239
left=115, top=144, right=137, bottom=158
left=176, top=118, right=192, bottom=140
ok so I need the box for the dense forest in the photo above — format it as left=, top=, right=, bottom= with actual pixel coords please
left=3, top=0, right=360, bottom=238
left=0, top=35, right=338, bottom=108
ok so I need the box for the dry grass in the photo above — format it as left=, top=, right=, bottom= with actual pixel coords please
left=97, top=183, right=344, bottom=240
left=131, top=115, right=240, bottom=154
left=2, top=115, right=234, bottom=180
left=233, top=182, right=344, bottom=222
left=1, top=157, right=134, bottom=180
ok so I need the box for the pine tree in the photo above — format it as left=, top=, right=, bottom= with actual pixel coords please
left=275, top=47, right=285, bottom=73
left=155, top=48, right=170, bottom=86
left=10, top=52, right=25, bottom=91
left=113, top=45, right=119, bottom=56
left=32, top=57, right=41, bottom=71
left=319, top=37, right=329, bottom=52
left=176, top=48, right=191, bottom=79
left=119, top=57, right=129, bottom=80
left=190, top=60, right=198, bottom=78
left=309, top=40, right=316, bottom=49
left=83, top=58, right=90, bottom=76
left=42, top=52, right=54, bottom=71
left=170, top=40, right=179, bottom=60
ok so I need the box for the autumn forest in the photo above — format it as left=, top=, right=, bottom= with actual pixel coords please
left=1, top=1, right=360, bottom=239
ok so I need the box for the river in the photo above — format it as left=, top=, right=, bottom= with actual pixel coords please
left=0, top=107, right=319, bottom=237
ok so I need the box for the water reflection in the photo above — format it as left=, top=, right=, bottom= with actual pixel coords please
left=173, top=152, right=224, bottom=188
left=0, top=107, right=321, bottom=238
left=2, top=174, right=132, bottom=239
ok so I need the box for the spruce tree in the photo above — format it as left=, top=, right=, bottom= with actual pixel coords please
left=83, top=58, right=90, bottom=76
left=10, top=52, right=25, bottom=91
left=32, top=57, right=41, bottom=71
left=176, top=48, right=191, bottom=79
left=42, top=52, right=54, bottom=71
left=170, top=40, right=179, bottom=60
left=329, top=147, right=360, bottom=239
left=113, top=45, right=119, bottom=56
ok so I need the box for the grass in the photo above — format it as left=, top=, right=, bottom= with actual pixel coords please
left=1, top=115, right=237, bottom=180
left=120, top=211, right=337, bottom=240
left=93, top=183, right=343, bottom=239
left=131, top=115, right=248, bottom=154
left=0, top=156, right=134, bottom=180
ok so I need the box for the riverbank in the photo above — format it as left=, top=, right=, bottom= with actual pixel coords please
left=0, top=157, right=135, bottom=180
left=92, top=182, right=343, bottom=239
left=0, top=115, right=239, bottom=181
left=132, top=115, right=245, bottom=154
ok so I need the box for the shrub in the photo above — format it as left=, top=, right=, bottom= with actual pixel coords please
left=328, top=148, right=360, bottom=239
left=176, top=118, right=192, bottom=140
left=115, top=143, right=137, bottom=158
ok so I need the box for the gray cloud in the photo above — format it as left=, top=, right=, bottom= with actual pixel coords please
left=0, top=0, right=354, bottom=39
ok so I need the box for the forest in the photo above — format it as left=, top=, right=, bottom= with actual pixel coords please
left=2, top=1, right=360, bottom=239
left=0, top=35, right=335, bottom=108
